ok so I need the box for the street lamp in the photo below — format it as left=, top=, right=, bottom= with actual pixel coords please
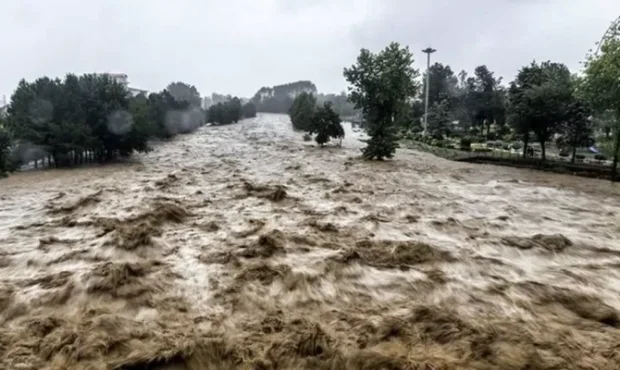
left=422, top=47, right=436, bottom=136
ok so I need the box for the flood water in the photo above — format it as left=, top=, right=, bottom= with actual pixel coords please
left=1, top=113, right=620, bottom=369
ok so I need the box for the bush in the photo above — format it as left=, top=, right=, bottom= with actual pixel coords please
left=302, top=133, right=312, bottom=142
left=558, top=150, right=569, bottom=157
left=511, top=142, right=522, bottom=150
left=460, top=137, right=472, bottom=151
left=575, top=154, right=586, bottom=160
left=594, top=154, right=607, bottom=161
left=435, top=140, right=445, bottom=148
left=472, top=147, right=493, bottom=153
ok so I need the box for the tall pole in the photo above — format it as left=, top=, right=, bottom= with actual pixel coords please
left=422, top=47, right=436, bottom=136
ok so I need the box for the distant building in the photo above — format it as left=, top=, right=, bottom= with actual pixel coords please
left=94, top=73, right=148, bottom=97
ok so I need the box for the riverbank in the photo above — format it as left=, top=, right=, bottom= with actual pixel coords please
left=402, top=140, right=616, bottom=181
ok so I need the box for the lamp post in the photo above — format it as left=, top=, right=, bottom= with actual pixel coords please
left=422, top=47, right=436, bottom=136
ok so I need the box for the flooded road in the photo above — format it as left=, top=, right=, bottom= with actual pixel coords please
left=1, top=113, right=620, bottom=369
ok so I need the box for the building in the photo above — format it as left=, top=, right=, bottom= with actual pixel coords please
left=94, top=73, right=148, bottom=97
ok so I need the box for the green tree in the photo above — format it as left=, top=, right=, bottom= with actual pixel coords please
left=555, top=100, right=594, bottom=163
left=0, top=122, right=12, bottom=177
left=582, top=38, right=620, bottom=179
left=508, top=61, right=572, bottom=160
left=309, top=102, right=344, bottom=147
left=207, top=98, right=243, bottom=125
left=344, top=42, right=419, bottom=159
left=422, top=63, right=459, bottom=111
left=427, top=100, right=452, bottom=139
left=243, top=102, right=257, bottom=118
left=166, top=82, right=202, bottom=108
left=289, top=92, right=316, bottom=131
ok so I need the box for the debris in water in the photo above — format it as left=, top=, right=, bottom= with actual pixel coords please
left=238, top=230, right=286, bottom=258
left=502, top=234, right=572, bottom=252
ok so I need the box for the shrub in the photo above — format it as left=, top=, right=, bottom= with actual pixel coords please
left=558, top=150, right=569, bottom=157
left=460, top=137, right=472, bottom=151
left=575, top=154, right=586, bottom=160
left=511, top=142, right=522, bottom=150
left=472, top=147, right=493, bottom=153
left=594, top=154, right=607, bottom=161
left=302, top=133, right=312, bottom=142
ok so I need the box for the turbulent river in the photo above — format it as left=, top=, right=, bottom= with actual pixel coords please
left=1, top=113, right=620, bottom=369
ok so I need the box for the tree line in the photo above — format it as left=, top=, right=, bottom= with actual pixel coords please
left=340, top=35, right=620, bottom=178
left=250, top=80, right=358, bottom=118
left=206, top=98, right=256, bottom=125
left=0, top=75, right=254, bottom=177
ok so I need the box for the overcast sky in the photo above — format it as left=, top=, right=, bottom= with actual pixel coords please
left=1, top=0, right=619, bottom=101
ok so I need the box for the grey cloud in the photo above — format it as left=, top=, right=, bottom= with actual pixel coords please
left=1, top=0, right=619, bottom=102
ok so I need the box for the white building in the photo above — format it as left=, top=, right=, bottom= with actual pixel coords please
left=94, top=73, right=147, bottom=97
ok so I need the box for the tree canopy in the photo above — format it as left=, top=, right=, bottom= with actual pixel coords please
left=207, top=97, right=244, bottom=125
left=582, top=38, right=620, bottom=178
left=309, top=102, right=344, bottom=147
left=508, top=61, right=573, bottom=160
left=289, top=92, right=317, bottom=131
left=344, top=42, right=419, bottom=159
left=2, top=74, right=205, bottom=171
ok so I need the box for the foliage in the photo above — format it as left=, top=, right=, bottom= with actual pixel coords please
left=166, top=82, right=202, bottom=108
left=582, top=38, right=620, bottom=178
left=423, top=63, right=459, bottom=112
left=242, top=102, right=257, bottom=118
left=0, top=123, right=12, bottom=176
left=459, top=137, right=472, bottom=151
left=251, top=81, right=317, bottom=113
left=6, top=74, right=148, bottom=165
left=289, top=92, right=317, bottom=131
left=427, top=100, right=452, bottom=139
left=207, top=97, right=243, bottom=125
left=309, top=102, right=344, bottom=147
left=344, top=42, right=420, bottom=159
left=1, top=74, right=206, bottom=173
left=555, top=100, right=594, bottom=163
left=508, top=61, right=573, bottom=160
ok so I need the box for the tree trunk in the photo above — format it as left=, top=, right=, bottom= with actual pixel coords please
left=571, top=146, right=576, bottom=164
left=540, top=141, right=546, bottom=161
left=522, top=135, right=529, bottom=159
left=34, top=159, right=38, bottom=169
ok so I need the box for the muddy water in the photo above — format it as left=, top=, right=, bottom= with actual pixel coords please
left=1, top=113, right=620, bottom=369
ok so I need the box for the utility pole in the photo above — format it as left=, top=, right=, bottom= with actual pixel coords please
left=422, top=47, right=436, bottom=136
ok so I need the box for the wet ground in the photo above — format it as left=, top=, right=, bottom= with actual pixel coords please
left=1, top=113, right=620, bottom=369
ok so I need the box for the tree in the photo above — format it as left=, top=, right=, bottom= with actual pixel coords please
left=582, top=38, right=620, bottom=179
left=344, top=42, right=419, bottom=159
left=243, top=102, right=257, bottom=118
left=422, top=63, right=459, bottom=111
left=556, top=100, right=594, bottom=163
left=289, top=92, right=316, bottom=131
left=0, top=123, right=12, bottom=177
left=207, top=98, right=243, bottom=125
left=166, top=82, right=202, bottom=108
left=309, top=102, right=344, bottom=147
left=427, top=100, right=452, bottom=139
left=508, top=61, right=572, bottom=160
